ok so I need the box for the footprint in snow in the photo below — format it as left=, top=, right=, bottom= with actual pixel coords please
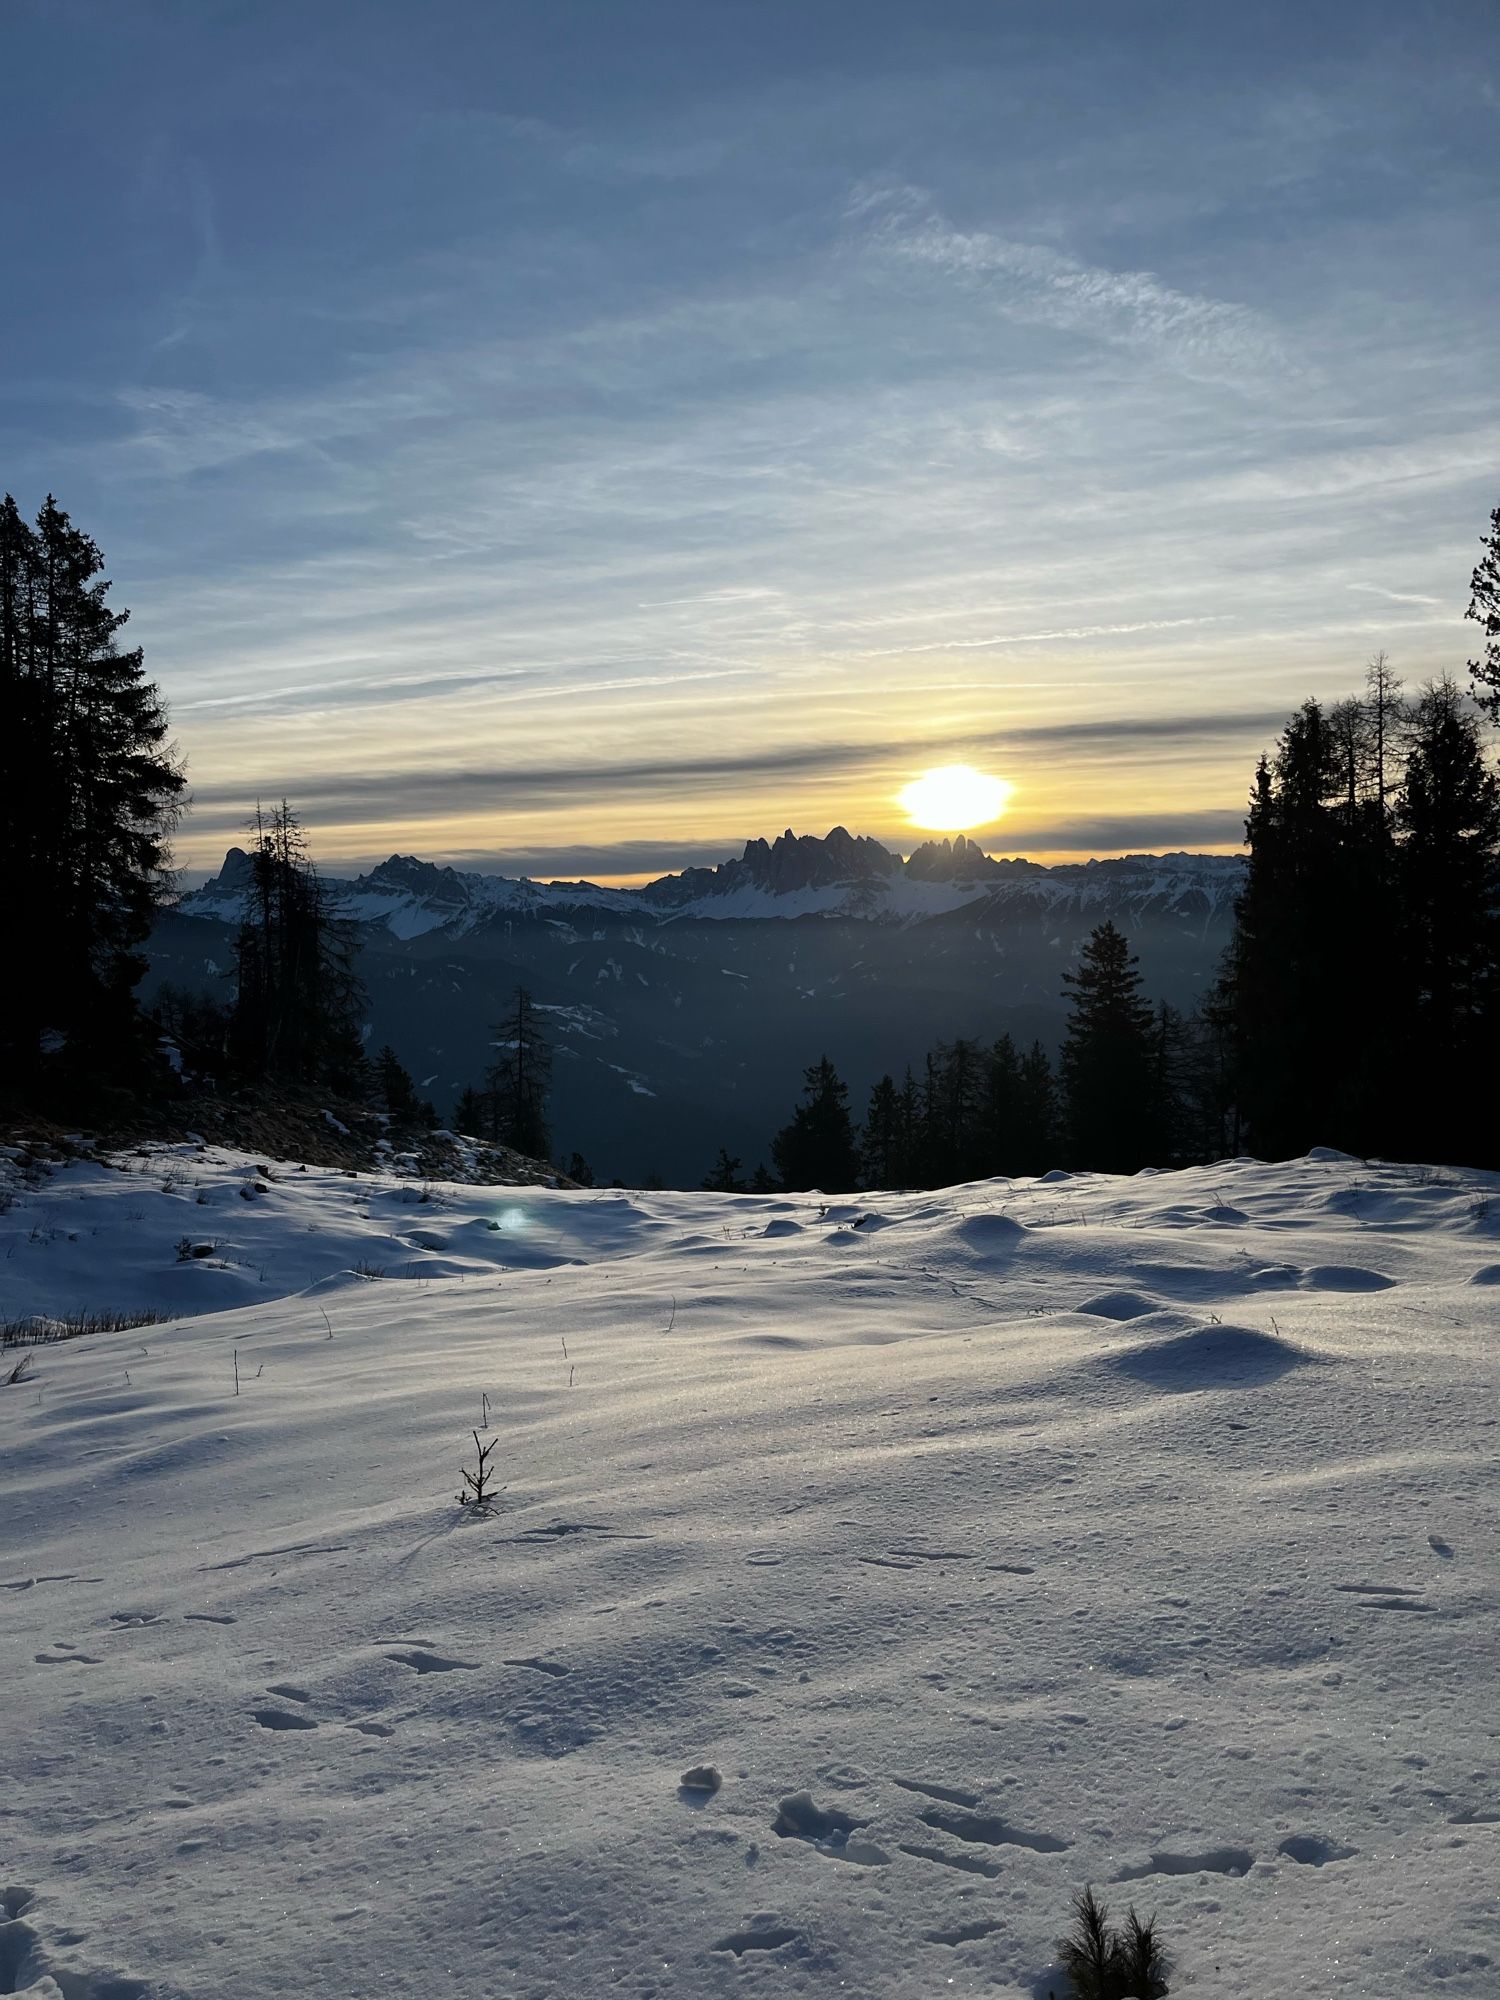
left=0, top=1896, right=148, bottom=1999
left=1278, top=1834, right=1357, bottom=1866
left=253, top=1708, right=318, bottom=1731
left=34, top=1642, right=101, bottom=1666
left=385, top=1648, right=479, bottom=1674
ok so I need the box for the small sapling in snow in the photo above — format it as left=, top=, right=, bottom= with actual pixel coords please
left=458, top=1429, right=501, bottom=1506
left=1057, top=1886, right=1170, bottom=1999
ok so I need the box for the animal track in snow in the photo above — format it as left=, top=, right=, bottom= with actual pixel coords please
left=266, top=1683, right=312, bottom=1701
left=892, top=1776, right=981, bottom=1808
left=0, top=1896, right=148, bottom=1999
left=184, top=1611, right=237, bottom=1624
left=253, top=1707, right=318, bottom=1731
left=897, top=1841, right=1001, bottom=1878
left=385, top=1648, right=479, bottom=1674
left=204, top=1538, right=349, bottom=1572
left=349, top=1720, right=395, bottom=1737
left=926, top=1917, right=1006, bottom=1946
left=1115, top=1845, right=1253, bottom=1879
left=712, top=1926, right=800, bottom=1956
left=1, top=1573, right=96, bottom=1592
left=108, top=1610, right=161, bottom=1627
left=859, top=1548, right=974, bottom=1571
left=502, top=1656, right=571, bottom=1677
left=34, top=1642, right=101, bottom=1665
left=916, top=1807, right=1068, bottom=1853
left=1278, top=1834, right=1357, bottom=1866
left=772, top=1792, right=890, bottom=1865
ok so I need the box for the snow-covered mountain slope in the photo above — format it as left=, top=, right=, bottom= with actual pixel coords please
left=177, top=831, right=1246, bottom=936
left=4, top=1146, right=1497, bottom=1998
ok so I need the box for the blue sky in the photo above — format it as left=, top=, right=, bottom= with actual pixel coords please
left=5, top=0, right=1497, bottom=878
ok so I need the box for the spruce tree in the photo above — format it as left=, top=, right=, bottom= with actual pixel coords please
left=1223, top=699, right=1395, bottom=1158
left=1060, top=922, right=1161, bottom=1173
left=229, top=802, right=366, bottom=1090
left=703, top=1148, right=746, bottom=1192
left=860, top=1074, right=905, bottom=1188
left=1467, top=502, right=1500, bottom=716
left=376, top=1045, right=434, bottom=1126
left=1393, top=677, right=1500, bottom=1163
left=770, top=1055, right=859, bottom=1192
left=0, top=495, right=185, bottom=1095
left=1015, top=1039, right=1058, bottom=1175
left=485, top=985, right=553, bottom=1160
left=454, top=1083, right=490, bottom=1136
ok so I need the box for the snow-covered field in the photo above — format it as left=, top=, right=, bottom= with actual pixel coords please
left=3, top=1144, right=1498, bottom=1998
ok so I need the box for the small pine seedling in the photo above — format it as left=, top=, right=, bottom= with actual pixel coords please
left=458, top=1429, right=501, bottom=1507
left=1060, top=1887, right=1118, bottom=2000
left=1058, top=1887, right=1170, bottom=1999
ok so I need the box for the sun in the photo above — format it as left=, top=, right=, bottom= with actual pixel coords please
left=897, top=764, right=1012, bottom=833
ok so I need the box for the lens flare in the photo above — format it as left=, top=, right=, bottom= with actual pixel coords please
left=897, top=765, right=1012, bottom=832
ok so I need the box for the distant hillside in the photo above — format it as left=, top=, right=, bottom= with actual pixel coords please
left=148, top=830, right=1244, bottom=1184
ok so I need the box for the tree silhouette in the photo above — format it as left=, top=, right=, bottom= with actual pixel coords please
left=771, top=1054, right=859, bottom=1191
left=1060, top=922, right=1161, bottom=1173
left=1467, top=502, right=1500, bottom=716
left=485, top=985, right=553, bottom=1160
left=0, top=495, right=185, bottom=1097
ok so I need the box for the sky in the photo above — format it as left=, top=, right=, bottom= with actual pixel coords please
left=4, top=0, right=1498, bottom=883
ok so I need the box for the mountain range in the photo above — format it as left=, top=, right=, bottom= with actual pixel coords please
left=147, top=829, right=1245, bottom=1183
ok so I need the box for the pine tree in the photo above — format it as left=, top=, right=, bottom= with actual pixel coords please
left=770, top=1055, right=859, bottom=1192
left=1393, top=677, right=1500, bottom=1163
left=1223, top=699, right=1396, bottom=1158
left=0, top=495, right=185, bottom=1095
left=485, top=986, right=553, bottom=1160
left=748, top=1162, right=778, bottom=1193
left=703, top=1148, right=746, bottom=1192
left=860, top=1074, right=905, bottom=1188
left=229, top=802, right=366, bottom=1090
left=376, top=1045, right=422, bottom=1124
left=1060, top=922, right=1161, bottom=1173
left=1015, top=1039, right=1058, bottom=1175
left=454, top=1083, right=490, bottom=1136
left=566, top=1151, right=595, bottom=1186
left=1467, top=502, right=1500, bottom=716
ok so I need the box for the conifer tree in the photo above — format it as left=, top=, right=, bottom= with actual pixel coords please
left=374, top=1045, right=436, bottom=1127
left=0, top=495, right=185, bottom=1093
left=770, top=1054, right=859, bottom=1192
left=485, top=985, right=553, bottom=1160
left=1467, top=502, right=1500, bottom=716
left=454, top=1083, right=490, bottom=1136
left=229, top=802, right=366, bottom=1090
left=1223, top=699, right=1395, bottom=1158
left=703, top=1147, right=746, bottom=1192
left=860, top=1073, right=905, bottom=1188
left=1060, top=922, right=1161, bottom=1172
left=1393, top=677, right=1500, bottom=1162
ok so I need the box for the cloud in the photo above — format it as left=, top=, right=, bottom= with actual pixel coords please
left=854, top=182, right=1287, bottom=382
left=183, top=708, right=1288, bottom=824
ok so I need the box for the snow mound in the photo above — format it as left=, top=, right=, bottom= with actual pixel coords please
left=1076, top=1288, right=1158, bottom=1321
left=1104, top=1316, right=1313, bottom=1390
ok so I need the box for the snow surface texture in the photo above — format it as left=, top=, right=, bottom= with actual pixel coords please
left=2, top=1146, right=1497, bottom=1998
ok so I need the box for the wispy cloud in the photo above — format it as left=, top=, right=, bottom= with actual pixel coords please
left=853, top=182, right=1288, bottom=383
